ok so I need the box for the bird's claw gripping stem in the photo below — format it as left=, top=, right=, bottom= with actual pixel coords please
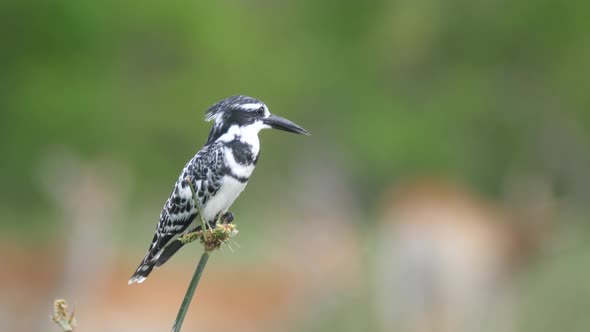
left=185, top=177, right=233, bottom=245
left=220, top=211, right=234, bottom=224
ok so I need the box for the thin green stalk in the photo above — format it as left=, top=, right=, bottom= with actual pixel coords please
left=171, top=177, right=212, bottom=332
left=171, top=177, right=235, bottom=332
left=185, top=177, right=208, bottom=236
left=171, top=251, right=210, bottom=332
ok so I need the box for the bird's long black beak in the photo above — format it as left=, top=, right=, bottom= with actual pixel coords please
left=264, top=114, right=310, bottom=135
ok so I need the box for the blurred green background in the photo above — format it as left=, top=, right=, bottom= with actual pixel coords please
left=1, top=0, right=590, bottom=331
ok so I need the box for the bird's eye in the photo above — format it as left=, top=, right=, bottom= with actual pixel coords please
left=257, top=107, right=265, bottom=116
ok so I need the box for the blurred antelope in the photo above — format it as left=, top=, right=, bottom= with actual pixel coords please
left=375, top=178, right=552, bottom=332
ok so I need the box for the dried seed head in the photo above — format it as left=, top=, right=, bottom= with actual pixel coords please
left=179, top=223, right=239, bottom=252
left=51, top=299, right=76, bottom=331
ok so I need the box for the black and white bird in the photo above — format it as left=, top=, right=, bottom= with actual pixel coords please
left=129, top=95, right=309, bottom=284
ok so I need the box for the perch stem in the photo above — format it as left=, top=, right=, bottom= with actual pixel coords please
left=185, top=177, right=208, bottom=239
left=170, top=251, right=210, bottom=332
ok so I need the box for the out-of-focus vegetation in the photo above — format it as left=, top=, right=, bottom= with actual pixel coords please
left=1, top=0, right=590, bottom=332
left=3, top=0, right=589, bottom=224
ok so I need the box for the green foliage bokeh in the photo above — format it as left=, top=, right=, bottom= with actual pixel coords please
left=1, top=0, right=589, bottom=224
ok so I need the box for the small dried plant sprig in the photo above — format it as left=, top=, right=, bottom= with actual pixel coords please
left=179, top=223, right=239, bottom=251
left=51, top=299, right=76, bottom=332
left=171, top=177, right=239, bottom=332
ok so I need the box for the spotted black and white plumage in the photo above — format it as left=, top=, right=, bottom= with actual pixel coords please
left=129, top=95, right=309, bottom=284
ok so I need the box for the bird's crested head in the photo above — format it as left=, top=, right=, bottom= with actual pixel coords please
left=204, top=95, right=309, bottom=144
left=205, top=95, right=266, bottom=124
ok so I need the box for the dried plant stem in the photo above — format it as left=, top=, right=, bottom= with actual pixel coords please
left=171, top=251, right=210, bottom=332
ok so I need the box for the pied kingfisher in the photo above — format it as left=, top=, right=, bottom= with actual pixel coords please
left=129, top=95, right=309, bottom=284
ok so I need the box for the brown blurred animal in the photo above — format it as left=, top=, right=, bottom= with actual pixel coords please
left=374, top=178, right=551, bottom=332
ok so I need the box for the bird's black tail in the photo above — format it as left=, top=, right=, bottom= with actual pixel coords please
left=128, top=257, right=156, bottom=284
left=155, top=239, right=186, bottom=268
left=128, top=232, right=173, bottom=284
left=154, top=223, right=201, bottom=269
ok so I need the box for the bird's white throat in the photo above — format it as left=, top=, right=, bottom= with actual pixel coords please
left=215, top=121, right=267, bottom=156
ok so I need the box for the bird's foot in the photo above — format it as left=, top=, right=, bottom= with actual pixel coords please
left=220, top=211, right=234, bottom=224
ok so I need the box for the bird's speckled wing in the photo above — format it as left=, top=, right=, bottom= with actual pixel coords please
left=157, top=142, right=226, bottom=234
left=129, top=142, right=225, bottom=284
